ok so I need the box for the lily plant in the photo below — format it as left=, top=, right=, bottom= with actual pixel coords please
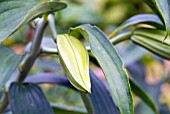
left=0, top=0, right=169, bottom=114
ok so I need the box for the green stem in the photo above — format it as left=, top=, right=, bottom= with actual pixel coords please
left=80, top=93, right=94, bottom=114
left=0, top=93, right=8, bottom=114
left=0, top=18, right=48, bottom=113
left=110, top=31, right=132, bottom=45
left=48, top=14, right=57, bottom=42
left=108, top=27, right=122, bottom=39
left=18, top=18, right=48, bottom=82
left=41, top=47, right=58, bottom=55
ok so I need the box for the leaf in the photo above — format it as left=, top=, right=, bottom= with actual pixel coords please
left=89, top=70, right=119, bottom=114
left=70, top=24, right=133, bottom=114
left=132, top=28, right=170, bottom=45
left=131, top=28, right=170, bottom=60
left=0, top=0, right=67, bottom=42
left=8, top=83, right=54, bottom=114
left=56, top=34, right=91, bottom=93
left=25, top=71, right=119, bottom=114
left=0, top=45, right=22, bottom=89
left=129, top=79, right=158, bottom=114
left=25, top=73, right=75, bottom=90
left=51, top=103, right=87, bottom=114
left=143, top=0, right=170, bottom=31
left=109, top=14, right=163, bottom=37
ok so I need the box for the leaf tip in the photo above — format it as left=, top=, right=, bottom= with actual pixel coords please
left=85, top=87, right=91, bottom=93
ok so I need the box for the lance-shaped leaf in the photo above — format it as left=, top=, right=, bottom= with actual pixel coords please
left=8, top=83, right=54, bottom=114
left=0, top=45, right=22, bottom=89
left=129, top=79, right=158, bottom=114
left=56, top=34, right=91, bottom=93
left=143, top=0, right=170, bottom=31
left=109, top=14, right=164, bottom=37
left=70, top=24, right=133, bottom=114
left=0, top=0, right=67, bottom=42
left=131, top=28, right=170, bottom=60
left=132, top=28, right=170, bottom=45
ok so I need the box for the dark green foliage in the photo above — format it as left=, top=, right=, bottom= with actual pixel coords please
left=8, top=83, right=54, bottom=114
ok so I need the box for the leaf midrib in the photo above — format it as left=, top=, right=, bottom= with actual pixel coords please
left=65, top=35, right=88, bottom=90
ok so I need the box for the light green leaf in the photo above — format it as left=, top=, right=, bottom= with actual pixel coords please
left=143, top=0, right=170, bottom=31
left=132, top=28, right=170, bottom=45
left=70, top=24, right=133, bottom=114
left=0, top=45, right=22, bottom=89
left=0, top=0, right=67, bottom=42
left=129, top=79, right=158, bottom=114
left=131, top=28, right=170, bottom=60
left=56, top=34, right=91, bottom=93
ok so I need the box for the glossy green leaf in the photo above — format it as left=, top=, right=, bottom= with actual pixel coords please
left=143, top=0, right=170, bottom=31
left=130, top=79, right=158, bottom=114
left=109, top=14, right=164, bottom=37
left=0, top=0, right=67, bottom=42
left=70, top=24, right=133, bottom=114
left=0, top=45, right=22, bottom=89
left=131, top=28, right=170, bottom=60
left=56, top=34, right=91, bottom=93
left=8, top=83, right=54, bottom=114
